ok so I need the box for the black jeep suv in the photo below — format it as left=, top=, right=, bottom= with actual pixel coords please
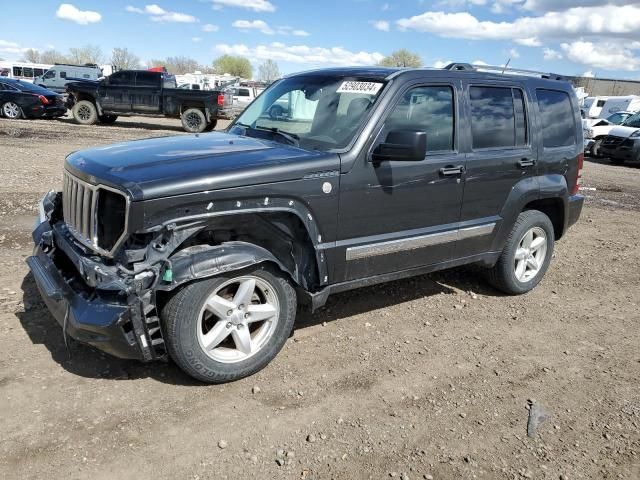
left=28, top=64, right=584, bottom=383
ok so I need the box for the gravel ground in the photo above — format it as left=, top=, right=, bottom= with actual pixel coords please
left=0, top=116, right=638, bottom=480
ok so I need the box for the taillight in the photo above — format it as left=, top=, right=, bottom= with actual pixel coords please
left=217, top=94, right=225, bottom=106
left=571, top=153, right=584, bottom=195
left=38, top=95, right=49, bottom=105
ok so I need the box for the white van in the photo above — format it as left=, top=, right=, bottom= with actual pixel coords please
left=582, top=96, right=610, bottom=119
left=597, top=96, right=640, bottom=119
left=34, top=64, right=102, bottom=93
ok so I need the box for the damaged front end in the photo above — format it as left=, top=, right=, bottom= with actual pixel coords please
left=28, top=190, right=166, bottom=362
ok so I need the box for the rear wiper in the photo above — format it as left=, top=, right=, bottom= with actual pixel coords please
left=253, top=125, right=300, bottom=146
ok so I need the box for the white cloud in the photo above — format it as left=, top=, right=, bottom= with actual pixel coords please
left=56, top=3, right=102, bottom=25
left=215, top=42, right=384, bottom=66
left=508, top=48, right=520, bottom=59
left=561, top=41, right=640, bottom=71
left=202, top=23, right=219, bottom=32
left=516, top=37, right=542, bottom=47
left=292, top=29, right=310, bottom=37
left=192, top=37, right=202, bottom=43
left=583, top=70, right=595, bottom=78
left=0, top=39, right=30, bottom=55
left=233, top=19, right=274, bottom=35
left=126, top=4, right=197, bottom=23
left=432, top=59, right=453, bottom=68
left=372, top=20, right=390, bottom=32
left=396, top=6, right=640, bottom=44
left=211, top=0, right=275, bottom=12
left=543, top=47, right=562, bottom=60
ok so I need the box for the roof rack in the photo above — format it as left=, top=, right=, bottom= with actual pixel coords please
left=444, top=63, right=565, bottom=81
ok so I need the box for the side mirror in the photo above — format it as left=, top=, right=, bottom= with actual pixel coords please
left=372, top=130, right=427, bottom=162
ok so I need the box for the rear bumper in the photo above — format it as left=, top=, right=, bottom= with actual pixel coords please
left=567, top=194, right=584, bottom=230
left=26, top=105, right=67, bottom=118
left=27, top=193, right=164, bottom=362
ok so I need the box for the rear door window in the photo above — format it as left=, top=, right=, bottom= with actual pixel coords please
left=470, top=86, right=527, bottom=149
left=536, top=89, right=576, bottom=148
left=135, top=72, right=159, bottom=87
left=109, top=71, right=134, bottom=86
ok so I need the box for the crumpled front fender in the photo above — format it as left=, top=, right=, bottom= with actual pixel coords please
left=159, top=241, right=289, bottom=291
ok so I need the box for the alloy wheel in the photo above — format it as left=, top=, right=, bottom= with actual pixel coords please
left=196, top=276, right=280, bottom=363
left=514, top=226, right=548, bottom=283
left=77, top=104, right=92, bottom=121
left=3, top=102, right=20, bottom=119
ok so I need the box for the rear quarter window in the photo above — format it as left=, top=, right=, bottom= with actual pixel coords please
left=537, top=89, right=576, bottom=148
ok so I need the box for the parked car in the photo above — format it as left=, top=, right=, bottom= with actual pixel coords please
left=28, top=63, right=584, bottom=383
left=584, top=111, right=636, bottom=156
left=65, top=70, right=233, bottom=132
left=33, top=63, right=102, bottom=93
left=598, top=112, right=640, bottom=164
left=0, top=78, right=66, bottom=119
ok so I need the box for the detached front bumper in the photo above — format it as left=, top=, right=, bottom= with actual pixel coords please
left=27, top=193, right=164, bottom=362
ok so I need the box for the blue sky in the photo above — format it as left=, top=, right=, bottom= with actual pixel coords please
left=1, top=1, right=639, bottom=78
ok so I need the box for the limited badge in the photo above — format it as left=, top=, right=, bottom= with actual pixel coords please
left=322, top=182, right=332, bottom=194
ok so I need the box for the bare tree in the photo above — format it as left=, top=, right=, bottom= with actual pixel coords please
left=40, top=49, right=70, bottom=65
left=68, top=44, right=104, bottom=65
left=257, top=59, right=280, bottom=83
left=111, top=47, right=140, bottom=70
left=378, top=49, right=422, bottom=68
left=149, top=56, right=199, bottom=74
left=22, top=49, right=41, bottom=63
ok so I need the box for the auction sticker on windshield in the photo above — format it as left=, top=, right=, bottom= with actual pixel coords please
left=336, top=81, right=384, bottom=95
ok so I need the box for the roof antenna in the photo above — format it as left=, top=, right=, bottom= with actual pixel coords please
left=501, top=58, right=511, bottom=75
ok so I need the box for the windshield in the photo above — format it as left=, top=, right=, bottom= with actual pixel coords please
left=622, top=112, right=640, bottom=128
left=229, top=75, right=386, bottom=151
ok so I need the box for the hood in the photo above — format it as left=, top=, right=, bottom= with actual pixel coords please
left=608, top=125, right=640, bottom=139
left=65, top=132, right=338, bottom=201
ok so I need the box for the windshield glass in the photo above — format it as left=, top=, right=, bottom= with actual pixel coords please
left=622, top=112, right=640, bottom=128
left=229, top=75, right=386, bottom=151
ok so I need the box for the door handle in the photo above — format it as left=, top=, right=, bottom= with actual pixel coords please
left=518, top=158, right=536, bottom=168
left=439, top=165, right=465, bottom=176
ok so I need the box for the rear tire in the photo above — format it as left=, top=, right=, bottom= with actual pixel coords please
left=2, top=102, right=22, bottom=119
left=98, top=114, right=118, bottom=124
left=485, top=210, right=555, bottom=295
left=181, top=108, right=207, bottom=133
left=161, top=265, right=297, bottom=383
left=72, top=100, right=98, bottom=125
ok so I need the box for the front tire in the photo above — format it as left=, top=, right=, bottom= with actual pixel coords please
left=486, top=210, right=555, bottom=295
left=72, top=100, right=98, bottom=125
left=181, top=108, right=207, bottom=133
left=161, top=265, right=297, bottom=383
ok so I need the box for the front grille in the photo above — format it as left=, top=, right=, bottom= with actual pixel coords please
left=602, top=135, right=625, bottom=147
left=62, top=171, right=128, bottom=256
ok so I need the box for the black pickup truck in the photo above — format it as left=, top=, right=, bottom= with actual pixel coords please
left=65, top=70, right=232, bottom=133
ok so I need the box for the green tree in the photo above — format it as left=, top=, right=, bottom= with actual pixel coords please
left=111, top=47, right=140, bottom=70
left=378, top=49, right=422, bottom=68
left=257, top=59, right=280, bottom=83
left=212, top=55, right=253, bottom=78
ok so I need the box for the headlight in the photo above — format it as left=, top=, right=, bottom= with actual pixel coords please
left=630, top=130, right=640, bottom=138
left=585, top=129, right=594, bottom=139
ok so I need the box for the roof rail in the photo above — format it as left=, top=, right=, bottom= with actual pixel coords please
left=443, top=62, right=564, bottom=81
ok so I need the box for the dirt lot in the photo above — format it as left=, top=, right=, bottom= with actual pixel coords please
left=0, top=116, right=638, bottom=480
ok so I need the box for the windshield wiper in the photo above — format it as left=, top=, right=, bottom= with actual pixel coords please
left=253, top=125, right=300, bottom=146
